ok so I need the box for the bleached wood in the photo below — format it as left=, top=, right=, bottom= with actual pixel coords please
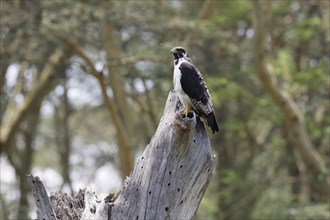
left=27, top=175, right=56, bottom=220
left=110, top=90, right=215, bottom=219
left=30, top=91, right=215, bottom=220
left=81, top=190, right=111, bottom=219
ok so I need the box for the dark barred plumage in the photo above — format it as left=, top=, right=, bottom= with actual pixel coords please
left=170, top=47, right=219, bottom=133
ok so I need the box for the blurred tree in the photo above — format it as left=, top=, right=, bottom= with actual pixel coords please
left=2, top=49, right=66, bottom=219
left=0, top=0, right=329, bottom=219
left=54, top=81, right=74, bottom=193
left=253, top=0, right=328, bottom=199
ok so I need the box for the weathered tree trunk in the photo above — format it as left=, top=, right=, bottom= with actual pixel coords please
left=110, top=90, right=215, bottom=219
left=29, top=90, right=216, bottom=220
left=27, top=175, right=57, bottom=220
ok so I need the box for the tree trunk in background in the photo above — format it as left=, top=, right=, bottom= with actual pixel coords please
left=283, top=130, right=309, bottom=203
left=0, top=48, right=66, bottom=153
left=62, top=35, right=134, bottom=180
left=102, top=23, right=135, bottom=178
left=54, top=82, right=73, bottom=193
left=102, top=23, right=131, bottom=129
left=252, top=0, right=329, bottom=200
left=4, top=48, right=67, bottom=219
left=0, top=60, right=8, bottom=112
left=7, top=80, right=43, bottom=219
left=16, top=99, right=42, bottom=219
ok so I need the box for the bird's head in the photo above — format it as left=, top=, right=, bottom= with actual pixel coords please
left=170, top=47, right=189, bottom=60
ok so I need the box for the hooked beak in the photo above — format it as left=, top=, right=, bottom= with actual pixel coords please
left=170, top=48, right=176, bottom=54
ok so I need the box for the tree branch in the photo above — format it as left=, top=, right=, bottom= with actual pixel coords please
left=252, top=0, right=329, bottom=198
left=62, top=37, right=133, bottom=179
left=0, top=48, right=65, bottom=153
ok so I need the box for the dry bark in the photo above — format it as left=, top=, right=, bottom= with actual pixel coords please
left=29, top=90, right=216, bottom=219
left=27, top=175, right=57, bottom=220
left=110, top=90, right=215, bottom=219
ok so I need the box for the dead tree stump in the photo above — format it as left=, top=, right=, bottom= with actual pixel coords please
left=29, top=90, right=216, bottom=220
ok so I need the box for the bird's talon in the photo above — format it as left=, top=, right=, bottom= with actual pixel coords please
left=179, top=109, right=186, bottom=117
left=179, top=108, right=194, bottom=118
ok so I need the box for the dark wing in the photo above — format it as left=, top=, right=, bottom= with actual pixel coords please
left=179, top=61, right=219, bottom=133
left=179, top=61, right=212, bottom=115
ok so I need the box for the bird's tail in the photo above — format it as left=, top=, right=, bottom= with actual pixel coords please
left=206, top=112, right=219, bottom=133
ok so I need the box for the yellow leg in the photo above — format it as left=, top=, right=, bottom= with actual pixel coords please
left=180, top=108, right=186, bottom=116
left=181, top=105, right=192, bottom=117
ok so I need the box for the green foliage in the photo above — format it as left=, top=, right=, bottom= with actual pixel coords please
left=251, top=184, right=292, bottom=219
left=291, top=203, right=330, bottom=220
left=290, top=16, right=324, bottom=43
left=212, top=1, right=250, bottom=26
left=207, top=77, right=240, bottom=104
left=1, top=0, right=329, bottom=219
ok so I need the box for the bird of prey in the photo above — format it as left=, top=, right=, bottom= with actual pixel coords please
left=170, top=47, right=219, bottom=133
